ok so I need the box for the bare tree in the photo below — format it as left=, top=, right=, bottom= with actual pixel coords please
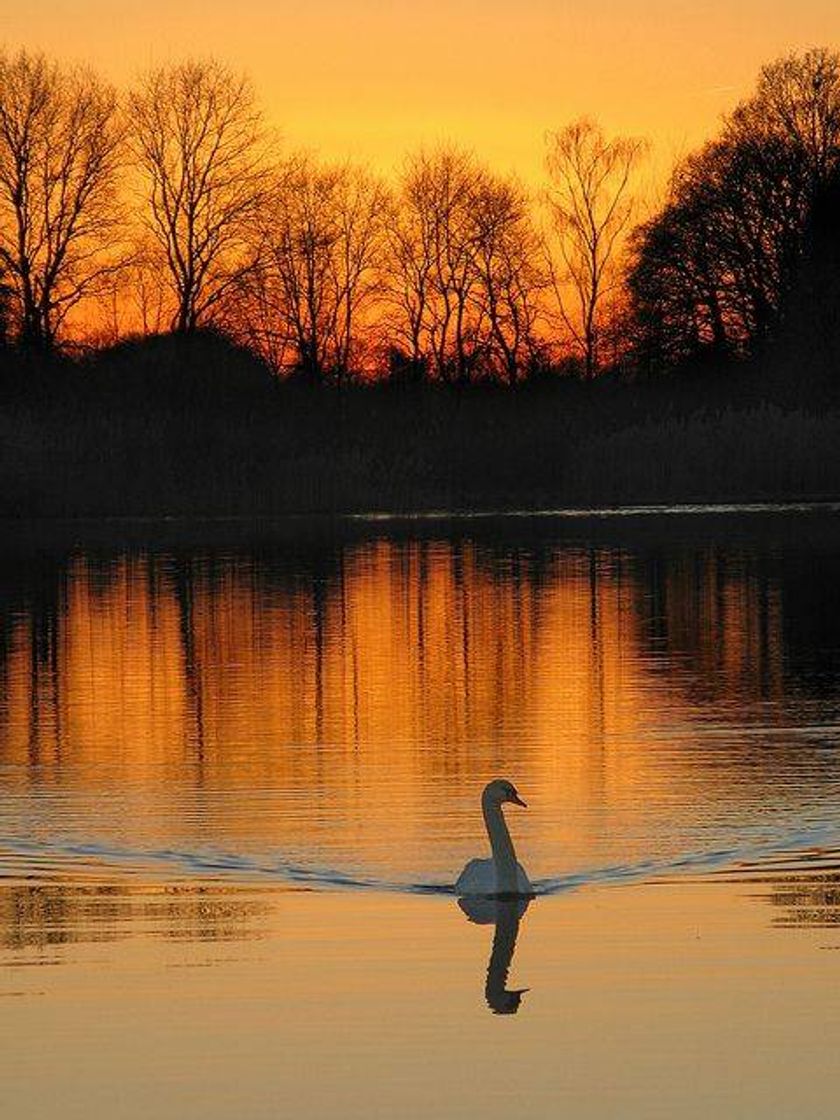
left=248, top=157, right=387, bottom=381
left=90, top=245, right=171, bottom=342
left=469, top=174, right=546, bottom=382
left=749, top=47, right=840, bottom=187
left=545, top=119, right=647, bottom=377
left=129, top=60, right=268, bottom=334
left=0, top=49, right=124, bottom=349
left=388, top=149, right=482, bottom=382
left=388, top=148, right=545, bottom=383
left=221, top=258, right=292, bottom=374
left=385, top=160, right=436, bottom=379
left=425, top=148, right=483, bottom=382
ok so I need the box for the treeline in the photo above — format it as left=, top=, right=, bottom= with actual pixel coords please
left=1, top=45, right=837, bottom=388
left=629, top=49, right=840, bottom=383
left=0, top=48, right=642, bottom=382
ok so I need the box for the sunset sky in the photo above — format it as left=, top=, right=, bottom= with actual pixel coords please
left=8, top=1, right=840, bottom=185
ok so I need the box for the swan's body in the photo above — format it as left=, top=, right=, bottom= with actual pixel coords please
left=455, top=779, right=532, bottom=896
left=456, top=856, right=531, bottom=896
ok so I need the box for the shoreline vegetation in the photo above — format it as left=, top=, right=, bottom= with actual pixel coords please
left=2, top=47, right=840, bottom=517
left=2, top=331, right=839, bottom=519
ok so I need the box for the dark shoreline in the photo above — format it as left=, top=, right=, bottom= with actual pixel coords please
left=4, top=333, right=839, bottom=523
left=4, top=501, right=840, bottom=558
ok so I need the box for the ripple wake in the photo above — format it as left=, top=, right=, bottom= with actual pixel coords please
left=2, top=821, right=840, bottom=895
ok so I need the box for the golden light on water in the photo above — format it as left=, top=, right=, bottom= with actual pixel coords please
left=3, top=875, right=840, bottom=1119
left=3, top=526, right=840, bottom=1117
left=0, top=536, right=796, bottom=883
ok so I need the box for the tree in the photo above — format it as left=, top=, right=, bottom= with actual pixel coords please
left=129, top=60, right=268, bottom=334
left=629, top=48, right=840, bottom=373
left=237, top=157, right=387, bottom=381
left=386, top=158, right=437, bottom=381
left=627, top=194, right=725, bottom=371
left=749, top=47, right=840, bottom=187
left=0, top=49, right=123, bottom=350
left=468, top=174, right=545, bottom=382
left=391, top=148, right=482, bottom=383
left=544, top=119, right=646, bottom=378
left=0, top=256, right=11, bottom=347
left=630, top=136, right=812, bottom=366
left=387, top=148, right=544, bottom=383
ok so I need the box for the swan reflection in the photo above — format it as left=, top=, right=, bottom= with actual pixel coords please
left=458, top=894, right=531, bottom=1014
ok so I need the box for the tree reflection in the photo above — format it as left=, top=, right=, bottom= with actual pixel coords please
left=763, top=863, right=840, bottom=928
left=2, top=521, right=840, bottom=876
left=0, top=879, right=269, bottom=953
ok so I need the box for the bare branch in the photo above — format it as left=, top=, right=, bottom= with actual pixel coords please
left=544, top=119, right=647, bottom=377
left=128, top=59, right=270, bottom=334
left=0, top=49, right=125, bottom=348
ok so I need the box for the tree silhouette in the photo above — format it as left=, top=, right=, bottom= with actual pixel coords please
left=0, top=258, right=11, bottom=348
left=394, top=148, right=483, bottom=383
left=129, top=60, right=269, bottom=334
left=247, top=157, right=387, bottom=382
left=0, top=49, right=123, bottom=350
left=629, top=48, right=840, bottom=372
left=544, top=119, right=646, bottom=379
left=387, top=148, right=543, bottom=383
left=468, top=173, right=545, bottom=383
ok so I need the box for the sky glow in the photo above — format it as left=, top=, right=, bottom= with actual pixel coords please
left=7, top=1, right=840, bottom=183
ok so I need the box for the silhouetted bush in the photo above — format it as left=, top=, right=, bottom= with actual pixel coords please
left=81, top=329, right=278, bottom=412
left=766, top=169, right=840, bottom=408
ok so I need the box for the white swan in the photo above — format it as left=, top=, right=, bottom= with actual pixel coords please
left=455, top=779, right=532, bottom=896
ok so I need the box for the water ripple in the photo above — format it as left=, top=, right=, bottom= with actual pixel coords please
left=3, top=821, right=839, bottom=897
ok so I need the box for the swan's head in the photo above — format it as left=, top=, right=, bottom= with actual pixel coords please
left=483, top=778, right=527, bottom=808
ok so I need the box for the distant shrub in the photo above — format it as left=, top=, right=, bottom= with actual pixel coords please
left=83, top=329, right=278, bottom=412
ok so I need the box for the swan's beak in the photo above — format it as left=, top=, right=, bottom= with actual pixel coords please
left=511, top=793, right=527, bottom=808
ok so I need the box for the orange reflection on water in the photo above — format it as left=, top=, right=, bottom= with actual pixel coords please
left=0, top=534, right=806, bottom=886
left=2, top=545, right=667, bottom=775
left=3, top=875, right=840, bottom=1120
left=2, top=528, right=839, bottom=1120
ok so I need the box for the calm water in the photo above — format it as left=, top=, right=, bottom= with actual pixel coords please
left=3, top=510, right=840, bottom=1117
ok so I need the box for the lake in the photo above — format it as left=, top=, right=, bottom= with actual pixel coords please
left=3, top=508, right=840, bottom=1118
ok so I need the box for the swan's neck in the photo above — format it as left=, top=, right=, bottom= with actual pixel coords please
left=482, top=795, right=519, bottom=893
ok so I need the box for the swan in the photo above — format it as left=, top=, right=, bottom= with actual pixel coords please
left=455, top=779, right=532, bottom=896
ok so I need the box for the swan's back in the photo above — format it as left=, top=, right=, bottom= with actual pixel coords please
left=456, top=857, right=531, bottom=896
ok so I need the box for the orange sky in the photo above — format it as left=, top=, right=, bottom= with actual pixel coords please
left=6, top=1, right=840, bottom=184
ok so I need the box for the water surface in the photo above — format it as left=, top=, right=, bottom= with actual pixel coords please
left=3, top=509, right=840, bottom=1117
